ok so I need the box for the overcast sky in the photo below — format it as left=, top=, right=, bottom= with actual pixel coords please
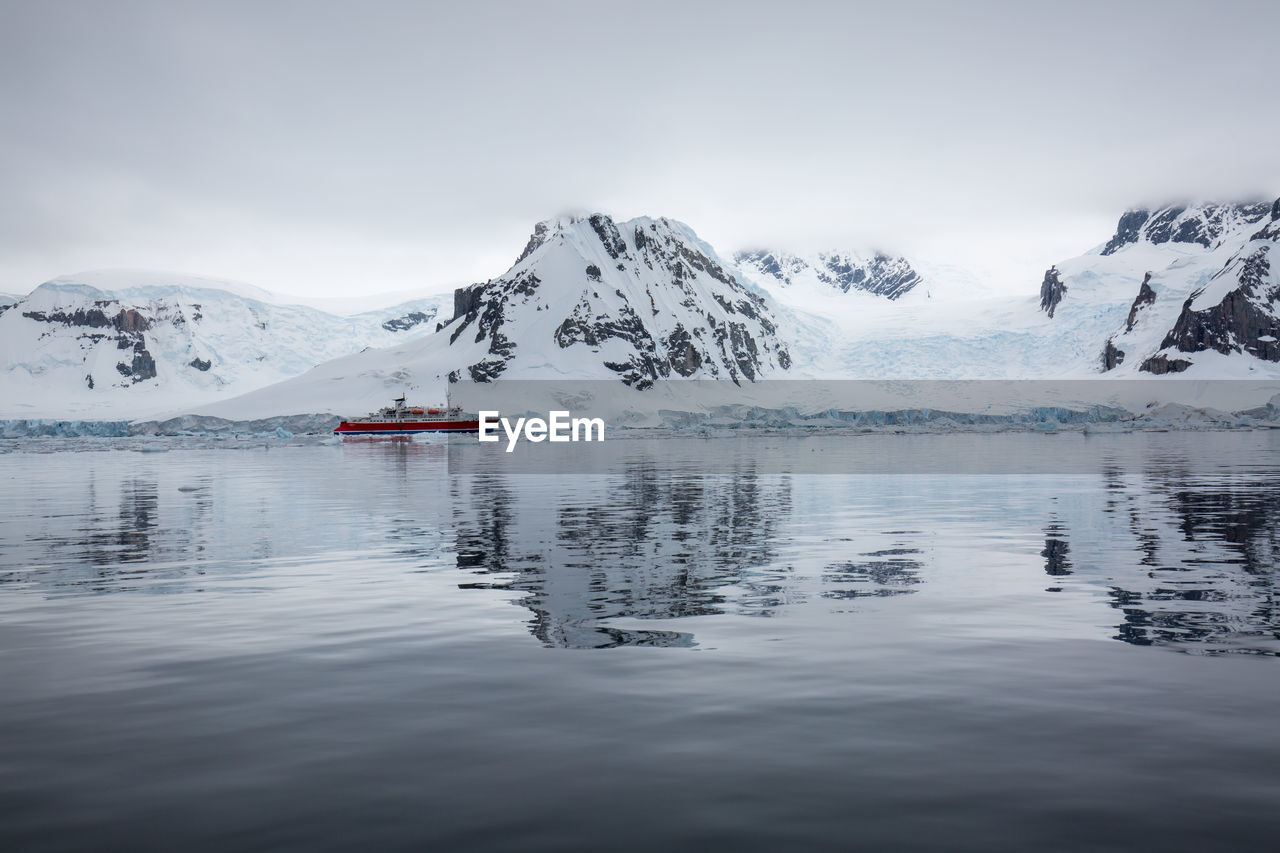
left=1, top=0, right=1277, bottom=300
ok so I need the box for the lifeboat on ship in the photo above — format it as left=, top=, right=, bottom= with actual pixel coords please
left=334, top=396, right=480, bottom=436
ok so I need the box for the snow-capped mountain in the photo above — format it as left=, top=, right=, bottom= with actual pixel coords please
left=1051, top=200, right=1280, bottom=376
left=445, top=214, right=792, bottom=386
left=735, top=250, right=922, bottom=300
left=731, top=199, right=1280, bottom=381
left=0, top=270, right=450, bottom=419
left=189, top=214, right=799, bottom=420
left=7, top=199, right=1280, bottom=423
left=1099, top=202, right=1274, bottom=256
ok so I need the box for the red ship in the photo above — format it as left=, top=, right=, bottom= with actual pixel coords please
left=334, top=396, right=480, bottom=437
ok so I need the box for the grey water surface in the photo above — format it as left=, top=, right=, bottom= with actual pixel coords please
left=1, top=432, right=1279, bottom=851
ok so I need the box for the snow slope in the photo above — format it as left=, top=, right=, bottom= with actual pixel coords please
left=737, top=257, right=1140, bottom=380
left=0, top=270, right=450, bottom=419
left=736, top=200, right=1280, bottom=381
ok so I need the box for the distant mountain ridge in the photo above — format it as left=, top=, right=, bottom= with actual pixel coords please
left=1100, top=201, right=1274, bottom=255
left=5, top=198, right=1280, bottom=421
left=734, top=249, right=923, bottom=300
left=0, top=271, right=450, bottom=418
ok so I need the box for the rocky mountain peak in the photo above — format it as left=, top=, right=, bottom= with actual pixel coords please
left=1100, top=201, right=1273, bottom=256
left=443, top=214, right=792, bottom=386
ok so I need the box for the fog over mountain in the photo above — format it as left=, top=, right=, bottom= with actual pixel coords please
left=1, top=0, right=1278, bottom=300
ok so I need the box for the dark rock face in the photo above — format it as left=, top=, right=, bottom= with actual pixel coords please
left=1126, top=273, right=1157, bottom=332
left=514, top=221, right=550, bottom=265
left=1101, top=202, right=1271, bottom=255
left=1104, top=272, right=1157, bottom=371
left=23, top=304, right=153, bottom=332
left=723, top=321, right=760, bottom=381
left=665, top=236, right=740, bottom=291
left=1140, top=354, right=1193, bottom=374
left=189, top=357, right=212, bottom=371
left=585, top=264, right=602, bottom=282
left=1102, top=210, right=1151, bottom=255
left=1252, top=215, right=1280, bottom=244
left=1040, top=266, right=1067, bottom=318
left=589, top=214, right=628, bottom=260
left=467, top=359, right=508, bottom=382
left=1101, top=339, right=1125, bottom=371
left=1153, top=245, right=1280, bottom=364
left=24, top=300, right=159, bottom=384
left=1142, top=206, right=1189, bottom=246
left=555, top=296, right=643, bottom=349
left=555, top=296, right=664, bottom=388
left=381, top=309, right=437, bottom=333
left=117, top=308, right=150, bottom=333
left=116, top=349, right=157, bottom=381
left=665, top=324, right=702, bottom=376
left=453, top=284, right=483, bottom=320
left=448, top=271, right=542, bottom=380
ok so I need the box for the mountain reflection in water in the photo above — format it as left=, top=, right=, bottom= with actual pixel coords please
left=441, top=440, right=1280, bottom=654
left=1, top=434, right=1278, bottom=654
left=1090, top=467, right=1280, bottom=653
left=452, top=463, right=793, bottom=648
left=5, top=434, right=1280, bottom=853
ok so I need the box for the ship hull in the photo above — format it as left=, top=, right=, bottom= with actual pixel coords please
left=334, top=420, right=480, bottom=436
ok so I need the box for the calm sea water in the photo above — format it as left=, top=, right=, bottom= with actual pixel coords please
left=1, top=432, right=1279, bottom=851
